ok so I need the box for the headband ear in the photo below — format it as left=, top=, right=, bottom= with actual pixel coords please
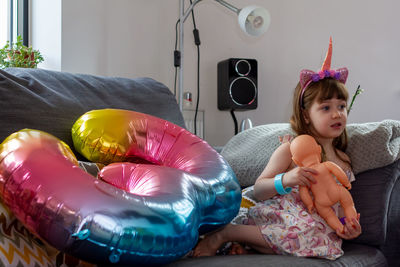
left=335, top=68, right=348, bottom=84
left=300, top=69, right=315, bottom=89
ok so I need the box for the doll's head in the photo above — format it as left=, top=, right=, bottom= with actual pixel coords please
left=290, top=135, right=322, bottom=167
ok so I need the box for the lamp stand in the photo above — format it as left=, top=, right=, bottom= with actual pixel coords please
left=177, top=0, right=270, bottom=110
left=178, top=0, right=202, bottom=111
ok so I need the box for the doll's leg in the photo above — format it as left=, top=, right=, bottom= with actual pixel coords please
left=228, top=242, right=258, bottom=255
left=299, top=186, right=314, bottom=213
left=193, top=223, right=272, bottom=257
left=228, top=243, right=247, bottom=255
left=315, top=203, right=344, bottom=233
left=339, top=188, right=357, bottom=220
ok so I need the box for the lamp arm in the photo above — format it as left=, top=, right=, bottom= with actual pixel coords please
left=214, top=0, right=240, bottom=14
left=180, top=0, right=202, bottom=23
left=181, top=0, right=240, bottom=22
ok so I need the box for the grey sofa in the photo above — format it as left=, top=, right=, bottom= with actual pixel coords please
left=0, top=68, right=398, bottom=267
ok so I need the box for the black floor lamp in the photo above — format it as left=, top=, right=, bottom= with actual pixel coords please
left=176, top=0, right=271, bottom=110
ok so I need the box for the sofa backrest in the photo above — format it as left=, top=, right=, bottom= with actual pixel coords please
left=0, top=68, right=185, bottom=159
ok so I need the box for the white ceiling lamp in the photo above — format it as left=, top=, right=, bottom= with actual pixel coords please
left=214, top=0, right=271, bottom=37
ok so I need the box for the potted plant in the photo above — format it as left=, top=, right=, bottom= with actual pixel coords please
left=0, top=35, right=44, bottom=69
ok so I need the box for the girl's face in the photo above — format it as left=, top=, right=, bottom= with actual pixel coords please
left=304, top=96, right=347, bottom=139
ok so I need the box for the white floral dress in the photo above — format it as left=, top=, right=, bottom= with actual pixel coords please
left=233, top=169, right=355, bottom=260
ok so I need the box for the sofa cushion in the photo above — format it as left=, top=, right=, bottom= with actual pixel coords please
left=0, top=68, right=184, bottom=159
left=349, top=159, right=400, bottom=246
left=168, top=242, right=387, bottom=266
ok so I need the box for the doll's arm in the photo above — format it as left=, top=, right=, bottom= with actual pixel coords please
left=324, top=161, right=351, bottom=189
left=299, top=185, right=314, bottom=213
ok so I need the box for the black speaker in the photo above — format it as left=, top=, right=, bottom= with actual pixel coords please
left=218, top=58, right=257, bottom=110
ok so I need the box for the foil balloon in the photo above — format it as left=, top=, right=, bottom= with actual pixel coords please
left=0, top=108, right=240, bottom=266
left=71, top=109, right=241, bottom=233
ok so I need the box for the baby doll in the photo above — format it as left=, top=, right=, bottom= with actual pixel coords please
left=290, top=134, right=357, bottom=233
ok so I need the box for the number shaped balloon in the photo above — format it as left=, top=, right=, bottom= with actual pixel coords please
left=0, top=109, right=241, bottom=266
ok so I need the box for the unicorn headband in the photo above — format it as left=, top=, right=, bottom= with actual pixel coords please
left=299, top=37, right=348, bottom=108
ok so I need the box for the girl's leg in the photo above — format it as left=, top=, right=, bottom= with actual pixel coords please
left=193, top=223, right=273, bottom=257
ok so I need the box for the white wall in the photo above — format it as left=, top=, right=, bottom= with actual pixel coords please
left=30, top=0, right=61, bottom=70
left=61, top=0, right=108, bottom=74
left=31, top=0, right=400, bottom=146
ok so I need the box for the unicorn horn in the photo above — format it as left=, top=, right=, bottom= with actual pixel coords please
left=321, top=37, right=332, bottom=71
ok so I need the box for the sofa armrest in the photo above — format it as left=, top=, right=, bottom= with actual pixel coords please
left=349, top=159, right=400, bottom=266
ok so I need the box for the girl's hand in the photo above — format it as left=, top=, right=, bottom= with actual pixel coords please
left=336, top=214, right=362, bottom=240
left=283, top=167, right=318, bottom=188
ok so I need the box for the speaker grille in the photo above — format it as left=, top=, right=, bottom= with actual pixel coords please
left=230, top=77, right=257, bottom=105
left=235, top=60, right=251, bottom=76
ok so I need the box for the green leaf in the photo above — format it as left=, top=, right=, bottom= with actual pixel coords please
left=0, top=35, right=44, bottom=69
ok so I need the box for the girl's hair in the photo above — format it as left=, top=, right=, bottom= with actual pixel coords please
left=290, top=78, right=350, bottom=163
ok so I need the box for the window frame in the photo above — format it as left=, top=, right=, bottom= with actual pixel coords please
left=9, top=0, right=29, bottom=46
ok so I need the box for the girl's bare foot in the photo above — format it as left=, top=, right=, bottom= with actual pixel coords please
left=192, top=227, right=227, bottom=257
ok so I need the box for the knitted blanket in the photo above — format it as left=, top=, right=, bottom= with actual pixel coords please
left=221, top=120, right=400, bottom=187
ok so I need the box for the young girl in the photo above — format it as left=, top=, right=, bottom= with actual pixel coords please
left=193, top=38, right=361, bottom=260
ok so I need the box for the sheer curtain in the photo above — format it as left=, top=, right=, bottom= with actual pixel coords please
left=0, top=0, right=8, bottom=47
left=0, top=0, right=29, bottom=47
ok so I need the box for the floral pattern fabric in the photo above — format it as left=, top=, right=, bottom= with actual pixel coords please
left=234, top=184, right=350, bottom=260
left=251, top=186, right=343, bottom=260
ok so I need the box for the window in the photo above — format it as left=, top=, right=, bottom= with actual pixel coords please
left=0, top=0, right=29, bottom=47
left=0, top=0, right=8, bottom=47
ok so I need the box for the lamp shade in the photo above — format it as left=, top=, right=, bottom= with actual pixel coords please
left=238, top=5, right=271, bottom=36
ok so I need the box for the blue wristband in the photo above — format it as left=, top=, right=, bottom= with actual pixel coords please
left=274, top=173, right=292, bottom=195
